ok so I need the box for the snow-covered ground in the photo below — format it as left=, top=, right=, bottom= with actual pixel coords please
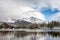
left=0, top=29, right=60, bottom=32
left=53, top=27, right=60, bottom=29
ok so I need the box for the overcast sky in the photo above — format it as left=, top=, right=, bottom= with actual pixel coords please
left=0, top=0, right=60, bottom=22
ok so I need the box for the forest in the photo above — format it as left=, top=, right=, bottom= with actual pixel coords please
left=0, top=21, right=60, bottom=29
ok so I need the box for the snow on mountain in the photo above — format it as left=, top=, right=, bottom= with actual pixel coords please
left=0, top=1, right=45, bottom=23
left=21, top=16, right=43, bottom=23
left=0, top=6, right=45, bottom=23
left=6, top=11, right=45, bottom=23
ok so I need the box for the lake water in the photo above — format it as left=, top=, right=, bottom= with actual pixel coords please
left=0, top=31, right=60, bottom=40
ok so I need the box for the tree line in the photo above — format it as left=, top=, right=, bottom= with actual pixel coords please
left=0, top=21, right=60, bottom=29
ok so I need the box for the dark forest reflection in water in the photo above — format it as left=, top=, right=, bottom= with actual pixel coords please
left=14, top=31, right=60, bottom=38
left=14, top=31, right=60, bottom=40
left=48, top=32, right=60, bottom=37
left=0, top=31, right=60, bottom=40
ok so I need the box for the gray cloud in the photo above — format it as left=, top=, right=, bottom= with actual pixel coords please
left=50, top=12, right=60, bottom=21
left=0, top=0, right=60, bottom=22
left=0, top=0, right=45, bottom=22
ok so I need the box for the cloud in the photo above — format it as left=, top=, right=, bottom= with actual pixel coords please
left=1, top=0, right=60, bottom=22
left=12, top=0, right=60, bottom=10
left=50, top=12, right=60, bottom=21
left=48, top=0, right=60, bottom=9
left=0, top=0, right=45, bottom=22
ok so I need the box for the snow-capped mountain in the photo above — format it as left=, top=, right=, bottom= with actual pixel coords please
left=20, top=16, right=43, bottom=23
left=15, top=20, right=31, bottom=24
left=6, top=11, right=45, bottom=23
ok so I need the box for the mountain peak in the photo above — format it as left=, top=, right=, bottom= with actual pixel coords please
left=4, top=11, right=45, bottom=23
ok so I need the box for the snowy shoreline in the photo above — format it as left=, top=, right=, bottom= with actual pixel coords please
left=0, top=29, right=60, bottom=32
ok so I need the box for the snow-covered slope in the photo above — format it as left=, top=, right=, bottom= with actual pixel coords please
left=6, top=11, right=45, bottom=23
left=0, top=1, right=45, bottom=23
left=21, top=16, right=43, bottom=23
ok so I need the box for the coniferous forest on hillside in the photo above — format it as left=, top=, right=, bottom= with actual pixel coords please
left=0, top=21, right=60, bottom=29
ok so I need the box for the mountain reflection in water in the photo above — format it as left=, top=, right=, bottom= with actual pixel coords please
left=0, top=31, right=60, bottom=40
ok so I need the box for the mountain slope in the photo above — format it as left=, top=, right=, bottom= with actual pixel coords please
left=6, top=11, right=45, bottom=23
left=21, top=16, right=43, bottom=23
left=15, top=20, right=31, bottom=24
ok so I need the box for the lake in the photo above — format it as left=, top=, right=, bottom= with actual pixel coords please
left=0, top=31, right=60, bottom=40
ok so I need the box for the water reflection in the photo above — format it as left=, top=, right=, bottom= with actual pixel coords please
left=14, top=31, right=31, bottom=37
left=48, top=32, right=60, bottom=37
left=14, top=31, right=60, bottom=40
left=0, top=31, right=60, bottom=40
